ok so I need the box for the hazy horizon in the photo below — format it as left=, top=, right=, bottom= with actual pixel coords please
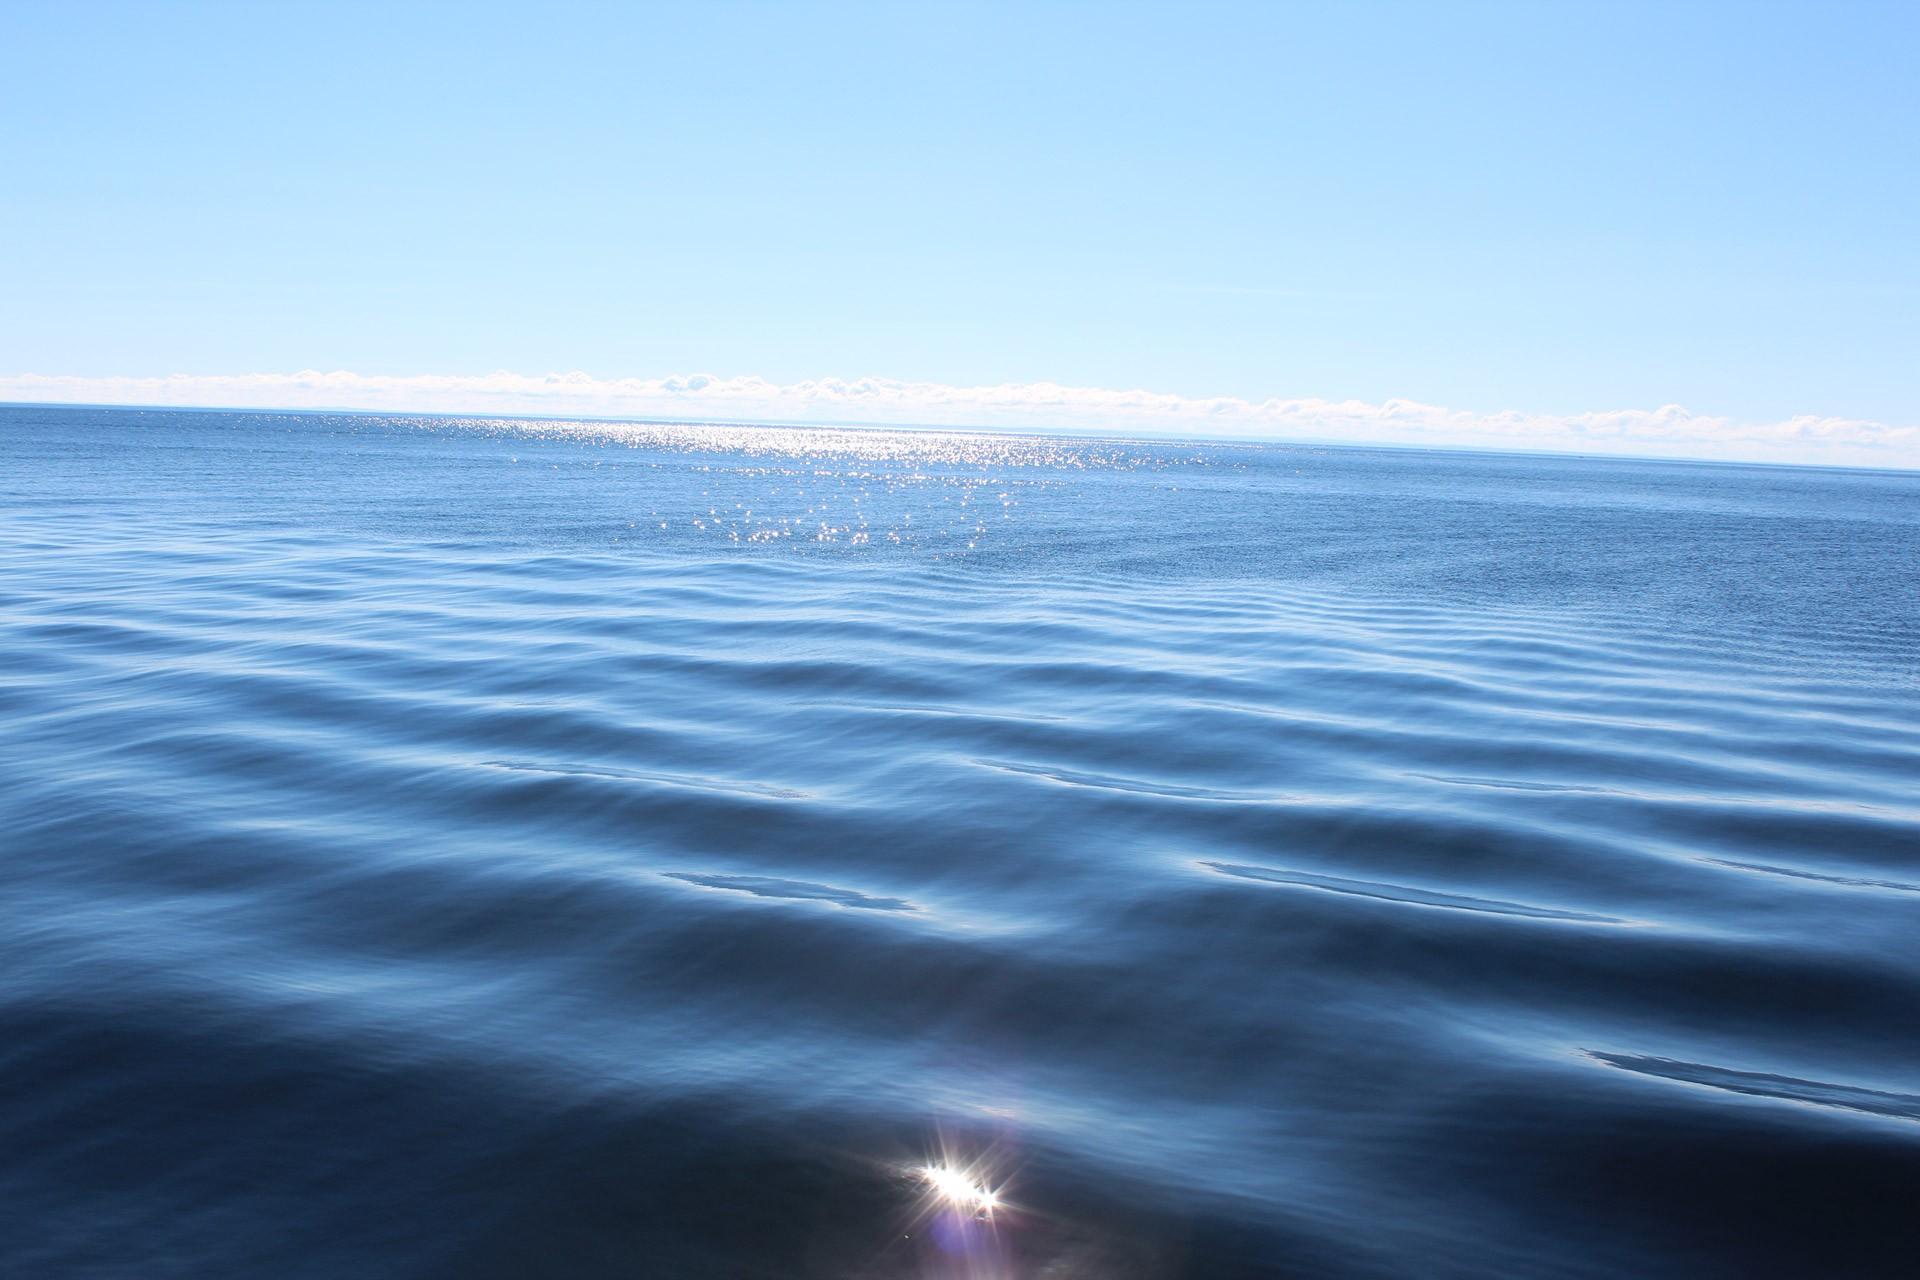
left=6, top=370, right=1916, bottom=471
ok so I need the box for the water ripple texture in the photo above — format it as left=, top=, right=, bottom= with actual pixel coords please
left=3, top=406, right=1918, bottom=1279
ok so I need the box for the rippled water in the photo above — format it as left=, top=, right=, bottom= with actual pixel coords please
left=4, top=405, right=1918, bottom=1278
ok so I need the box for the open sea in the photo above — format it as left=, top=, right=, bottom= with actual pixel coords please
left=3, top=404, right=1918, bottom=1279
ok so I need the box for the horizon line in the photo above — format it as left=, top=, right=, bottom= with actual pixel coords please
left=2, top=368, right=1916, bottom=472
left=10, top=399, right=1919, bottom=480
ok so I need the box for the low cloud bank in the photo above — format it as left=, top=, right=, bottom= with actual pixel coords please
left=4, top=369, right=1914, bottom=468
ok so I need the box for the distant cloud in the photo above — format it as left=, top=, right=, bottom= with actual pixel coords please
left=3, top=369, right=1914, bottom=468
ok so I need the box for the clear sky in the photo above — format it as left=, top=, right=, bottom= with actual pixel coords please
left=3, top=1, right=1916, bottom=464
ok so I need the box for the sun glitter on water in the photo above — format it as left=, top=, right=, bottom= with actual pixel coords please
left=920, top=1163, right=1002, bottom=1217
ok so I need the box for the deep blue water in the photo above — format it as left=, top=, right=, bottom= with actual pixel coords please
left=4, top=404, right=1918, bottom=1278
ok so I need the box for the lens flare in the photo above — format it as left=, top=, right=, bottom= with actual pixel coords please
left=920, top=1163, right=1001, bottom=1216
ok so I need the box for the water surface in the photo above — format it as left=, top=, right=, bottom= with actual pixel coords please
left=3, top=406, right=1918, bottom=1277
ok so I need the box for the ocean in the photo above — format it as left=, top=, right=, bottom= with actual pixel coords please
left=3, top=404, right=1917, bottom=1278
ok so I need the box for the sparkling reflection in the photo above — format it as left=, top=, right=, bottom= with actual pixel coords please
left=921, top=1163, right=1001, bottom=1217
left=896, top=1133, right=1020, bottom=1278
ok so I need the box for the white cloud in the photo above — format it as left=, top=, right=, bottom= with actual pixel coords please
left=2, top=368, right=1914, bottom=468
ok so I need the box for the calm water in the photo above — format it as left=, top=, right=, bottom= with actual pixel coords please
left=4, top=405, right=1918, bottom=1278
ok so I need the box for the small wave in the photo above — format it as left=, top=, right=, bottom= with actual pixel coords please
left=1200, top=862, right=1620, bottom=922
left=1704, top=858, right=1920, bottom=894
left=662, top=872, right=915, bottom=911
left=1589, top=1052, right=1920, bottom=1122
left=480, top=759, right=807, bottom=800
left=1417, top=774, right=1616, bottom=794
left=807, top=699, right=1068, bottom=723
left=978, top=759, right=1275, bottom=802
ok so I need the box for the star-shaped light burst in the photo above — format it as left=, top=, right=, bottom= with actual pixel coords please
left=920, top=1162, right=1002, bottom=1218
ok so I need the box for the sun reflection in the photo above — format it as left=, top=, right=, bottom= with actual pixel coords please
left=423, top=415, right=1210, bottom=558
left=921, top=1163, right=1001, bottom=1217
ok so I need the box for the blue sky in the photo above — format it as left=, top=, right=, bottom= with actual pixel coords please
left=3, top=1, right=1916, bottom=463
